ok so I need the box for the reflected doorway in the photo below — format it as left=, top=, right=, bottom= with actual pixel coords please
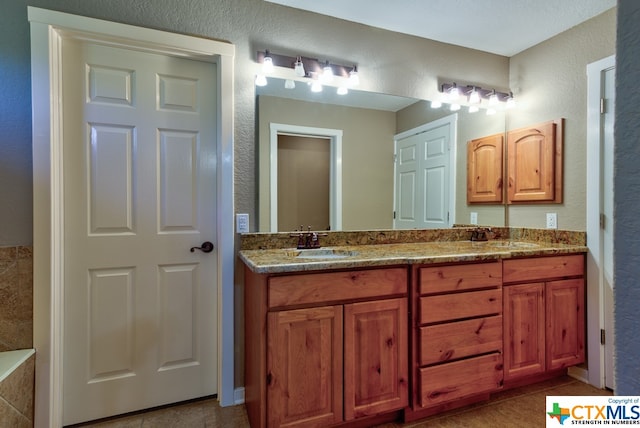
left=278, top=135, right=330, bottom=231
left=269, top=123, right=343, bottom=232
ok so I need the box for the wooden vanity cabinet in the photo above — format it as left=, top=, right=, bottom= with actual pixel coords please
left=244, top=266, right=409, bottom=428
left=502, top=255, right=585, bottom=385
left=408, top=261, right=503, bottom=419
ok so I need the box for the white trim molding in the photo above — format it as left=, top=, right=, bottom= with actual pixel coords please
left=28, top=7, right=235, bottom=426
left=586, top=54, right=616, bottom=389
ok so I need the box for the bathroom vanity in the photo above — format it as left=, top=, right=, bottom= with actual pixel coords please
left=240, top=229, right=586, bottom=428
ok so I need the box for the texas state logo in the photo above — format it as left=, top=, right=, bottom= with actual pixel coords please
left=546, top=396, right=640, bottom=426
left=548, top=402, right=571, bottom=425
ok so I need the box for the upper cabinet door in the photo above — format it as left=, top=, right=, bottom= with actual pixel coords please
left=507, top=119, right=563, bottom=203
left=467, top=133, right=504, bottom=204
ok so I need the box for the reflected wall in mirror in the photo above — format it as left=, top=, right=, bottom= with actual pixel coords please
left=257, top=77, right=506, bottom=232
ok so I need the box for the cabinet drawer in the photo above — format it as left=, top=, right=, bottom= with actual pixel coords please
left=419, top=289, right=501, bottom=324
left=503, top=254, right=584, bottom=283
left=419, top=262, right=501, bottom=295
left=418, top=353, right=503, bottom=407
left=419, top=315, right=502, bottom=366
left=268, top=268, right=407, bottom=308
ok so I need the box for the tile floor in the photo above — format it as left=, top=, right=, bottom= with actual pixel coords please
left=70, top=376, right=611, bottom=428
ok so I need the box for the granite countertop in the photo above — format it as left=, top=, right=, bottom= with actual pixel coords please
left=239, top=239, right=588, bottom=274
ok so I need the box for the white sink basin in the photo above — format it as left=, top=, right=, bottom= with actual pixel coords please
left=486, top=241, right=540, bottom=249
left=287, top=248, right=359, bottom=259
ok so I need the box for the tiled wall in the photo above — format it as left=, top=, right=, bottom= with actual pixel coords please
left=0, top=352, right=35, bottom=427
left=0, top=246, right=33, bottom=352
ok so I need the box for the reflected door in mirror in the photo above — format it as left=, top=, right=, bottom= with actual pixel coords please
left=278, top=134, right=330, bottom=231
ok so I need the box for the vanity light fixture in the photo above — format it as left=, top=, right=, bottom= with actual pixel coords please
left=435, top=82, right=516, bottom=111
left=256, top=50, right=359, bottom=91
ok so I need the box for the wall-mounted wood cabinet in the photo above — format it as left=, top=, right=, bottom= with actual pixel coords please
left=507, top=119, right=563, bottom=204
left=467, top=134, right=504, bottom=203
left=466, top=118, right=564, bottom=205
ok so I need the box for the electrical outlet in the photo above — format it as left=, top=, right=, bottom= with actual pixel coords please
left=470, top=212, right=478, bottom=225
left=546, top=213, right=557, bottom=229
left=236, top=213, right=249, bottom=233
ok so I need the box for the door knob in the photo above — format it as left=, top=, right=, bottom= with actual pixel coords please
left=190, top=241, right=214, bottom=253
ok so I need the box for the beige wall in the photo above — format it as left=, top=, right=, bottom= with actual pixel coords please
left=506, top=8, right=616, bottom=229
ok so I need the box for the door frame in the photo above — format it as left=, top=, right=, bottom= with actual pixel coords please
left=393, top=114, right=457, bottom=228
left=585, top=54, right=615, bottom=389
left=29, top=7, right=235, bottom=427
left=269, top=123, right=343, bottom=231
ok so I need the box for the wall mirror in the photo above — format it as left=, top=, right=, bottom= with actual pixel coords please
left=256, top=77, right=507, bottom=232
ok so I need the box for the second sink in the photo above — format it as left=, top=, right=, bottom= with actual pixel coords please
left=287, top=248, right=360, bottom=259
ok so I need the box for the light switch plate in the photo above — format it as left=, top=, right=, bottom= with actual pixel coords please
left=236, top=213, right=249, bottom=233
left=546, top=213, right=557, bottom=229
left=470, top=212, right=478, bottom=225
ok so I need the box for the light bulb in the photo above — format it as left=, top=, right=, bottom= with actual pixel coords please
left=262, top=55, right=274, bottom=74
left=284, top=79, right=295, bottom=89
left=450, top=103, right=461, bottom=112
left=255, top=74, right=267, bottom=87
left=321, top=62, right=333, bottom=83
left=468, top=105, right=479, bottom=113
left=349, top=67, right=359, bottom=86
left=488, top=91, right=498, bottom=106
left=430, top=100, right=442, bottom=109
left=311, top=80, right=322, bottom=93
left=449, top=84, right=460, bottom=100
left=337, top=86, right=348, bottom=95
left=468, top=88, right=481, bottom=104
left=294, top=57, right=305, bottom=77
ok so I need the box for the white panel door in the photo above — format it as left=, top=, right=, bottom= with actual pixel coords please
left=395, top=123, right=451, bottom=229
left=62, top=40, right=218, bottom=425
left=602, top=65, right=615, bottom=391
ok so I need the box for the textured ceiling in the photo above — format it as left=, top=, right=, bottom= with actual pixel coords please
left=264, top=0, right=616, bottom=56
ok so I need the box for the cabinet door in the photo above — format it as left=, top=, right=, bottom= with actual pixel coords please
left=507, top=121, right=558, bottom=202
left=344, top=298, right=408, bottom=420
left=546, top=279, right=585, bottom=370
left=503, top=283, right=545, bottom=380
left=467, top=133, right=504, bottom=203
left=267, top=306, right=343, bottom=428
